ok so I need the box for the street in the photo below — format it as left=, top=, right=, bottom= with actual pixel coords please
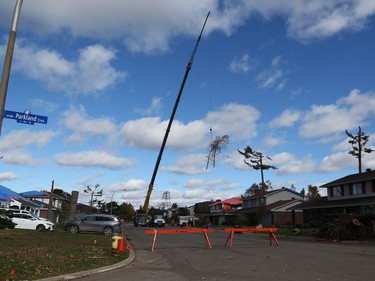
left=79, top=223, right=375, bottom=281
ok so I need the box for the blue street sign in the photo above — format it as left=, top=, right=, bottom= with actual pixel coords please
left=3, top=109, right=48, bottom=125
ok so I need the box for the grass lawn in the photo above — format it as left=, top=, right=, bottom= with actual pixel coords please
left=0, top=227, right=129, bottom=281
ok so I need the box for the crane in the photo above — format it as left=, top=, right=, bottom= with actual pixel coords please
left=136, top=12, right=210, bottom=222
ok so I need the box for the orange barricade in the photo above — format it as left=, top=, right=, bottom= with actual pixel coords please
left=145, top=228, right=215, bottom=252
left=224, top=227, right=279, bottom=248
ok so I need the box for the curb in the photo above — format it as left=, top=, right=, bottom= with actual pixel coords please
left=35, top=244, right=136, bottom=281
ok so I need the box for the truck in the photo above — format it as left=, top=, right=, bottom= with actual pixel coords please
left=133, top=211, right=147, bottom=227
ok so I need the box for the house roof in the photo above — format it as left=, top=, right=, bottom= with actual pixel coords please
left=242, top=187, right=303, bottom=200
left=235, top=199, right=301, bottom=214
left=209, top=197, right=242, bottom=206
left=21, top=190, right=47, bottom=197
left=289, top=196, right=375, bottom=210
left=320, top=169, right=375, bottom=188
left=0, top=185, right=40, bottom=207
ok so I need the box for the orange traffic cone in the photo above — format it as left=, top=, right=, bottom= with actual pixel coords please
left=117, top=233, right=125, bottom=252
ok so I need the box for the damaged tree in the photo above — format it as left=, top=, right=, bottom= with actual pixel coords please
left=206, top=134, right=229, bottom=169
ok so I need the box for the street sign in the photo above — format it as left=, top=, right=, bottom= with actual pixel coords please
left=3, top=109, right=48, bottom=125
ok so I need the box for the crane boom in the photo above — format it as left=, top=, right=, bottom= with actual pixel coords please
left=142, top=12, right=210, bottom=214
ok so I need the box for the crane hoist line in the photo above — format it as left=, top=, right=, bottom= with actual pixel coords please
left=141, top=11, right=210, bottom=215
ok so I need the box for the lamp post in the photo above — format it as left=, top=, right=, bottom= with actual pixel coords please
left=110, top=189, right=126, bottom=215
left=0, top=0, right=23, bottom=135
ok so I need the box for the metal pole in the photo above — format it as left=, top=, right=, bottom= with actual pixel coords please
left=142, top=12, right=210, bottom=214
left=0, top=0, right=23, bottom=135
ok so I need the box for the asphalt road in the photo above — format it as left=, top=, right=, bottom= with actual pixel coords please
left=76, top=224, right=375, bottom=281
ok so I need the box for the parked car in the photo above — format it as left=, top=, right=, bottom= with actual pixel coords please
left=9, top=213, right=55, bottom=231
left=0, top=208, right=47, bottom=220
left=64, top=214, right=122, bottom=235
left=152, top=215, right=166, bottom=227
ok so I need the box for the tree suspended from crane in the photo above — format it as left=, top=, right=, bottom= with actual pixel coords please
left=206, top=134, right=229, bottom=169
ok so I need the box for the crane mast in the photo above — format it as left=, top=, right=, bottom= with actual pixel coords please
left=142, top=12, right=210, bottom=214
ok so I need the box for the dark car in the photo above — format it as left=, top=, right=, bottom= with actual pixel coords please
left=63, top=214, right=121, bottom=235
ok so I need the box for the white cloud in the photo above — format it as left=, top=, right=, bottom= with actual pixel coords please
left=162, top=154, right=209, bottom=175
left=269, top=108, right=301, bottom=128
left=135, top=96, right=162, bottom=116
left=229, top=53, right=251, bottom=73
left=9, top=41, right=125, bottom=94
left=2, top=0, right=374, bottom=55
left=61, top=106, right=117, bottom=143
left=119, top=103, right=260, bottom=150
left=54, top=150, right=136, bottom=169
left=0, top=129, right=58, bottom=151
left=319, top=151, right=356, bottom=172
left=299, top=90, right=375, bottom=138
left=0, top=172, right=19, bottom=181
left=257, top=56, right=286, bottom=90
left=263, top=136, right=285, bottom=148
left=274, top=153, right=316, bottom=175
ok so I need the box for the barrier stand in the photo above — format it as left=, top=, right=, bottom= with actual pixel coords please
left=145, top=228, right=215, bottom=252
left=224, top=227, right=279, bottom=248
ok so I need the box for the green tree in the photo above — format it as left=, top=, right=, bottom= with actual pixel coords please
left=346, top=126, right=374, bottom=173
left=119, top=202, right=135, bottom=220
left=53, top=188, right=71, bottom=200
left=238, top=146, right=277, bottom=189
left=242, top=180, right=273, bottom=197
left=306, top=185, right=321, bottom=200
left=300, top=187, right=306, bottom=199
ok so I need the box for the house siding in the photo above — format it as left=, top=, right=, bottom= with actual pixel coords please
left=328, top=180, right=375, bottom=201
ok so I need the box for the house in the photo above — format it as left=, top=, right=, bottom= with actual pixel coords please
left=194, top=201, right=212, bottom=224
left=207, top=197, right=242, bottom=225
left=236, top=187, right=304, bottom=227
left=0, top=185, right=41, bottom=213
left=21, top=190, right=68, bottom=223
left=291, top=169, right=375, bottom=223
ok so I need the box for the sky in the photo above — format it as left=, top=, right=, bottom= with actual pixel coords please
left=1, top=0, right=375, bottom=210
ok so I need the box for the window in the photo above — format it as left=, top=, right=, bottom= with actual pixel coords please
left=349, top=182, right=366, bottom=195
left=330, top=186, right=344, bottom=197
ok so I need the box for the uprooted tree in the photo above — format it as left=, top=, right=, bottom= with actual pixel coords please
left=206, top=134, right=229, bottom=169
left=238, top=146, right=277, bottom=190
left=346, top=126, right=374, bottom=173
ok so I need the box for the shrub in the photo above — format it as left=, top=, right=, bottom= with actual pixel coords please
left=0, top=213, right=15, bottom=229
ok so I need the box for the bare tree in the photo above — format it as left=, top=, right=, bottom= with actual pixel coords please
left=238, top=146, right=277, bottom=189
left=206, top=135, right=229, bottom=169
left=84, top=184, right=103, bottom=208
left=346, top=126, right=374, bottom=173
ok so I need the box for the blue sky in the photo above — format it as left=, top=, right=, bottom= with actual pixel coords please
left=1, top=0, right=375, bottom=209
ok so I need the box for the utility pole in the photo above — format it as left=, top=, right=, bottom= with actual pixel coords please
left=0, top=0, right=23, bottom=135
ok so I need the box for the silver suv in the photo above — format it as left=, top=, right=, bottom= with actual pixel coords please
left=63, top=214, right=122, bottom=235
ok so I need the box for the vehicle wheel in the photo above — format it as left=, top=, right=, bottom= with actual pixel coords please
left=36, top=224, right=45, bottom=231
left=103, top=227, right=114, bottom=235
left=69, top=225, right=79, bottom=234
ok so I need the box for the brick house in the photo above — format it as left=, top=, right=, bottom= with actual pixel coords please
left=236, top=187, right=304, bottom=227
left=291, top=169, right=375, bottom=223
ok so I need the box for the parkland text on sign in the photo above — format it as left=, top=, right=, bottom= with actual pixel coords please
left=3, top=110, right=48, bottom=125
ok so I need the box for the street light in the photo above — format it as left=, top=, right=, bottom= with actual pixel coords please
left=110, top=189, right=126, bottom=215
left=0, top=0, right=23, bottom=135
